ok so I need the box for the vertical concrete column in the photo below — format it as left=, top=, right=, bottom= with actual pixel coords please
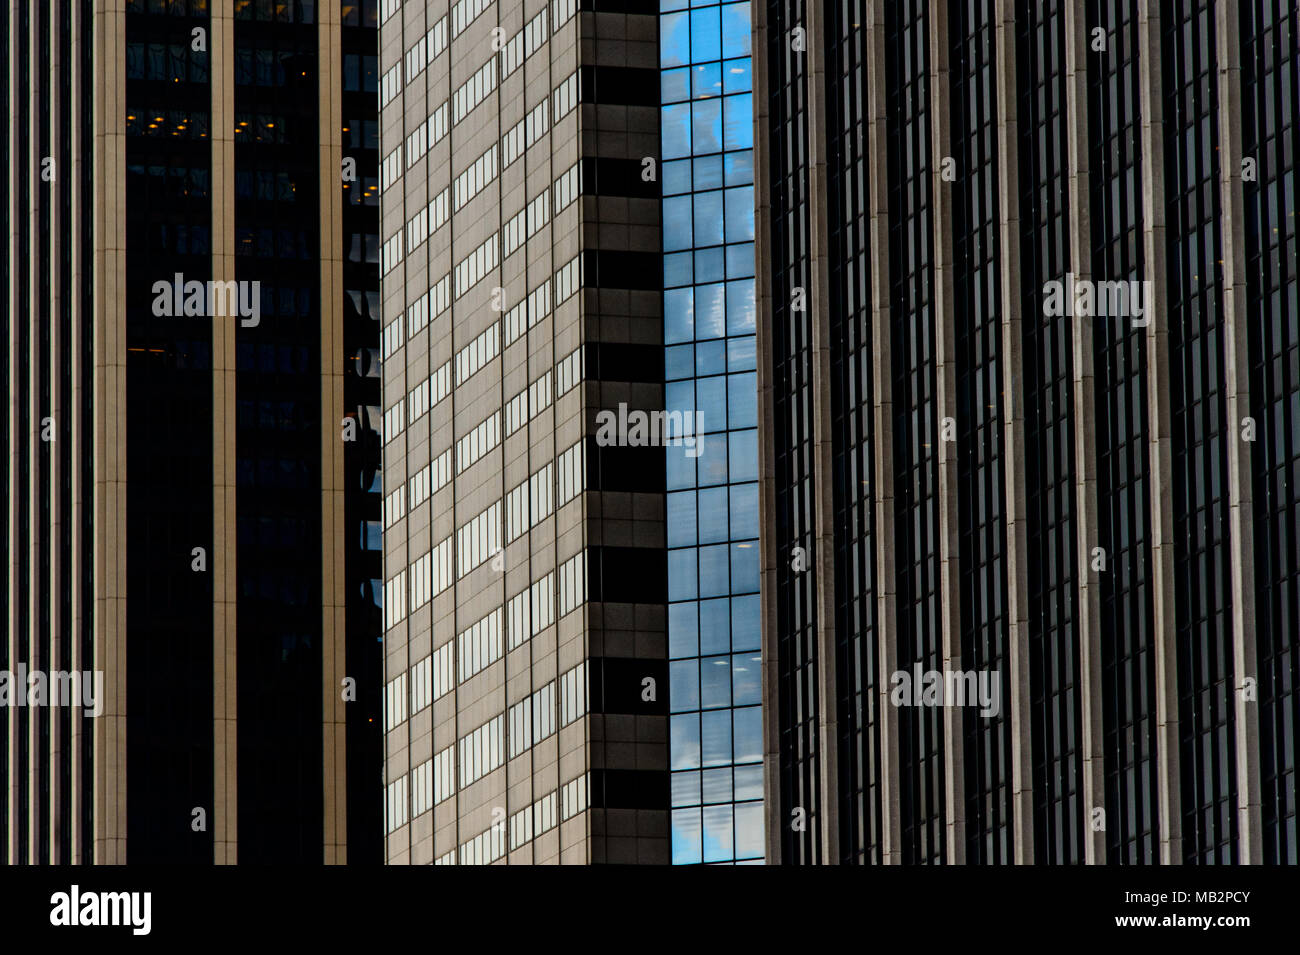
left=927, top=0, right=966, bottom=864
left=1063, top=0, right=1107, bottom=866
left=92, top=0, right=129, bottom=866
left=319, top=0, right=349, bottom=867
left=864, top=0, right=900, bottom=865
left=802, top=0, right=840, bottom=865
left=210, top=0, right=239, bottom=866
left=1136, top=0, right=1181, bottom=865
left=47, top=0, right=67, bottom=864
left=26, top=0, right=43, bottom=865
left=1214, top=0, right=1263, bottom=865
left=69, top=0, right=89, bottom=865
left=5, top=0, right=21, bottom=861
left=751, top=0, right=782, bottom=866
left=991, top=0, right=1034, bottom=863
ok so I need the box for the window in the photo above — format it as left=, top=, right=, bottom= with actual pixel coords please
left=453, top=234, right=499, bottom=299
left=557, top=550, right=586, bottom=618
left=453, top=144, right=499, bottom=211
left=553, top=163, right=580, bottom=212
left=550, top=0, right=575, bottom=31
left=458, top=714, right=505, bottom=788
left=433, top=641, right=454, bottom=701
left=452, top=59, right=497, bottom=125
left=382, top=317, right=403, bottom=360
left=384, top=673, right=407, bottom=731
left=452, top=0, right=494, bottom=37
left=456, top=411, right=501, bottom=473
left=384, top=570, right=407, bottom=629
left=385, top=775, right=408, bottom=833
left=555, top=345, right=582, bottom=396
left=561, top=773, right=588, bottom=821
left=434, top=744, right=455, bottom=804
left=405, top=35, right=426, bottom=83
left=379, top=63, right=401, bottom=108
left=557, top=440, right=584, bottom=506
left=381, top=146, right=402, bottom=191
left=409, top=551, right=432, bottom=611
left=384, top=485, right=406, bottom=528
left=560, top=661, right=587, bottom=726
left=457, top=608, right=504, bottom=683
left=456, top=501, right=502, bottom=578
left=454, top=321, right=500, bottom=386
left=411, top=656, right=431, bottom=714
left=428, top=18, right=449, bottom=62
left=380, top=231, right=403, bottom=275
left=411, top=759, right=432, bottom=817
left=554, top=254, right=581, bottom=304
left=507, top=587, right=531, bottom=650
left=552, top=71, right=578, bottom=121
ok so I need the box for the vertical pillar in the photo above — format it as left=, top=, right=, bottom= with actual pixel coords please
left=91, top=0, right=129, bottom=866
left=210, top=0, right=239, bottom=866
left=319, top=0, right=349, bottom=866
left=864, top=0, right=901, bottom=865
left=1136, top=0, right=1182, bottom=865
left=803, top=0, right=840, bottom=865
left=1063, top=0, right=1108, bottom=866
left=991, top=0, right=1035, bottom=863
left=1214, top=0, right=1263, bottom=865
left=927, top=0, right=966, bottom=864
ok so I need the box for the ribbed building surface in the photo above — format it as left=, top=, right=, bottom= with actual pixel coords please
left=2, top=0, right=384, bottom=864
left=376, top=0, right=671, bottom=864
left=756, top=0, right=1298, bottom=864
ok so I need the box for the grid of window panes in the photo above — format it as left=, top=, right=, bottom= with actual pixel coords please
left=1086, top=0, right=1160, bottom=864
left=766, top=0, right=820, bottom=866
left=123, top=0, right=217, bottom=864
left=886, top=0, right=946, bottom=865
left=1162, top=0, right=1239, bottom=865
left=950, top=0, right=1012, bottom=865
left=661, top=0, right=763, bottom=865
left=826, top=0, right=883, bottom=865
left=1240, top=0, right=1299, bottom=865
left=341, top=0, right=383, bottom=864
left=233, top=1, right=327, bottom=862
left=1017, top=0, right=1084, bottom=864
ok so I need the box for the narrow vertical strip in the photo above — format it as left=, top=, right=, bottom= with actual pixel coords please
left=1063, top=0, right=1105, bottom=865
left=46, top=0, right=65, bottom=863
left=210, top=0, right=238, bottom=867
left=752, top=0, right=782, bottom=866
left=863, top=0, right=899, bottom=865
left=1135, top=0, right=1181, bottom=865
left=991, top=0, right=1033, bottom=863
left=319, top=0, right=349, bottom=868
left=92, top=0, right=128, bottom=866
left=1214, top=0, right=1262, bottom=864
left=26, top=0, right=43, bottom=866
left=68, top=0, right=87, bottom=865
left=926, top=0, right=965, bottom=864
left=802, top=0, right=839, bottom=865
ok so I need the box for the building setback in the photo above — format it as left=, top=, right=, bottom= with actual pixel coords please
left=377, top=0, right=670, bottom=863
left=756, top=0, right=1298, bottom=864
left=2, top=0, right=383, bottom=864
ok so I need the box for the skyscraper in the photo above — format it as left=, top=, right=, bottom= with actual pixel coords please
left=660, top=0, right=764, bottom=865
left=377, top=0, right=672, bottom=864
left=756, top=0, right=1297, bottom=865
left=2, top=0, right=383, bottom=864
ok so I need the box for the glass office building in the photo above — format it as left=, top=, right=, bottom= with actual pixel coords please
left=1, top=0, right=384, bottom=863
left=377, top=0, right=670, bottom=864
left=660, top=0, right=763, bottom=865
left=755, top=0, right=1299, bottom=865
